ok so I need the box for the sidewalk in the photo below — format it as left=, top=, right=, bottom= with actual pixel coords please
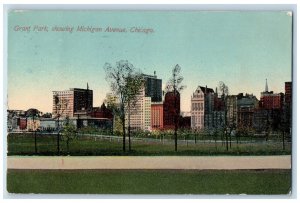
left=7, top=155, right=291, bottom=170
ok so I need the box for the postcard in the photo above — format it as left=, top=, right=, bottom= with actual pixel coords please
left=6, top=9, right=292, bottom=195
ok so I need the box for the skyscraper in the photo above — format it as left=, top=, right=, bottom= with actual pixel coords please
left=125, top=86, right=152, bottom=131
left=191, top=86, right=205, bottom=130
left=143, top=72, right=162, bottom=102
left=163, top=91, right=180, bottom=129
left=52, top=85, right=93, bottom=118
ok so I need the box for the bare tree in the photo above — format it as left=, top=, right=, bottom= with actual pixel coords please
left=54, top=94, right=68, bottom=155
left=165, top=64, right=186, bottom=151
left=26, top=108, right=40, bottom=154
left=104, top=60, right=144, bottom=152
left=218, top=81, right=229, bottom=151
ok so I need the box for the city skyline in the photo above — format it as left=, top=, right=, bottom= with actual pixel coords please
left=7, top=11, right=292, bottom=113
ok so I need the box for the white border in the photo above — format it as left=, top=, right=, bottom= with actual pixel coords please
left=1, top=1, right=298, bottom=202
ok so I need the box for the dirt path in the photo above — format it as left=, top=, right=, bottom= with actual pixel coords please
left=7, top=155, right=291, bottom=170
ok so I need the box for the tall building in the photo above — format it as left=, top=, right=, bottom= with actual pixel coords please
left=201, top=86, right=217, bottom=129
left=143, top=72, right=162, bottom=102
left=52, top=85, right=93, bottom=118
left=284, top=81, right=292, bottom=133
left=151, top=102, right=164, bottom=130
left=191, top=85, right=224, bottom=130
left=237, top=93, right=259, bottom=129
left=191, top=86, right=205, bottom=130
left=260, top=79, right=283, bottom=110
left=285, top=82, right=292, bottom=105
left=125, top=87, right=152, bottom=131
left=226, top=95, right=238, bottom=128
left=163, top=91, right=180, bottom=129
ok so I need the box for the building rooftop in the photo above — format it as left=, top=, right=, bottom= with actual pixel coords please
left=198, top=86, right=214, bottom=94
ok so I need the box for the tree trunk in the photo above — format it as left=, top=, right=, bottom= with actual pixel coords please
left=175, top=127, right=178, bottom=151
left=34, top=130, right=37, bottom=154
left=32, top=116, right=38, bottom=154
left=128, top=104, right=131, bottom=151
left=67, top=139, right=69, bottom=154
left=174, top=89, right=178, bottom=152
left=174, top=102, right=178, bottom=152
left=282, top=131, right=285, bottom=150
left=57, top=117, right=60, bottom=155
left=122, top=116, right=126, bottom=152
left=214, top=133, right=217, bottom=150
left=229, top=130, right=232, bottom=148
left=225, top=132, right=228, bottom=151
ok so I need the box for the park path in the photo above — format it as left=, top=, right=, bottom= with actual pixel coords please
left=7, top=155, right=291, bottom=170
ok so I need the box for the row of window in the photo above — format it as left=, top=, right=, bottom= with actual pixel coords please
left=191, top=102, right=204, bottom=111
left=191, top=115, right=204, bottom=125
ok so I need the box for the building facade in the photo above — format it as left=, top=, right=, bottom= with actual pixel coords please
left=19, top=117, right=27, bottom=130
left=260, top=79, right=283, bottom=110
left=89, top=103, right=113, bottom=119
left=125, top=87, right=152, bottom=131
left=27, top=117, right=41, bottom=131
left=191, top=86, right=205, bottom=130
left=284, top=81, right=292, bottom=133
left=40, top=118, right=57, bottom=131
left=163, top=91, right=180, bottom=130
left=143, top=72, right=162, bottom=102
left=226, top=95, right=238, bottom=128
left=237, top=94, right=258, bottom=129
left=52, top=86, right=93, bottom=118
left=151, top=102, right=164, bottom=130
left=285, top=82, right=292, bottom=105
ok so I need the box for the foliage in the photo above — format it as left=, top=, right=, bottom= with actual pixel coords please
left=61, top=123, right=77, bottom=153
left=104, top=60, right=144, bottom=151
left=25, top=108, right=41, bottom=117
left=62, top=124, right=77, bottom=139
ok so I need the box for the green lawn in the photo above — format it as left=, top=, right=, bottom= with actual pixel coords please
left=7, top=133, right=291, bottom=156
left=7, top=169, right=291, bottom=194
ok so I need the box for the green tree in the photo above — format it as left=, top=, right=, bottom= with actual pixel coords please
left=104, top=60, right=144, bottom=152
left=124, top=73, right=144, bottom=151
left=62, top=122, right=77, bottom=154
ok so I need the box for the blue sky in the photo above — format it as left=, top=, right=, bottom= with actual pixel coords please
left=8, top=11, right=292, bottom=112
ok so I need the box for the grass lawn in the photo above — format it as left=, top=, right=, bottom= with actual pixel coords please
left=7, top=169, right=291, bottom=194
left=7, top=133, right=291, bottom=156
